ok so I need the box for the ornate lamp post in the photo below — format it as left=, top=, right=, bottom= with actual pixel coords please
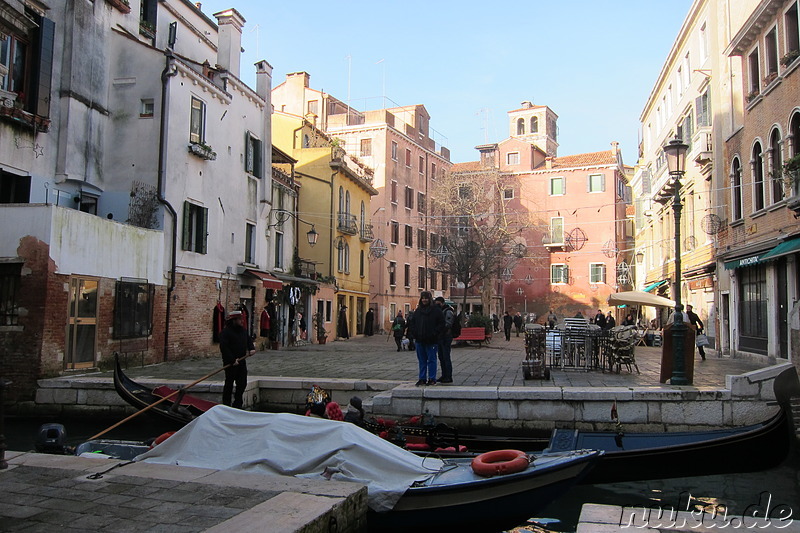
left=663, top=138, right=690, bottom=385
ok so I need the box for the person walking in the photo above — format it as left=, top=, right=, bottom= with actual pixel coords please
left=391, top=310, right=406, bottom=351
left=219, top=310, right=255, bottom=408
left=547, top=309, right=557, bottom=329
left=407, top=291, right=444, bottom=386
left=594, top=309, right=607, bottom=329
left=337, top=305, right=349, bottom=339
left=492, top=313, right=500, bottom=333
left=605, top=311, right=616, bottom=329
left=434, top=296, right=455, bottom=384
left=513, top=312, right=523, bottom=337
left=503, top=311, right=513, bottom=341
left=686, top=304, right=706, bottom=360
left=364, top=308, right=374, bottom=336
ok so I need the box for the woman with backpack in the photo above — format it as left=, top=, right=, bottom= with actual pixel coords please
left=391, top=310, right=406, bottom=352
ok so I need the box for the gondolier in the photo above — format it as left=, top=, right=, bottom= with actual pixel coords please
left=220, top=310, right=255, bottom=408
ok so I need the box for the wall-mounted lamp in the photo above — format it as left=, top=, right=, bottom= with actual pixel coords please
left=635, top=250, right=645, bottom=264
left=268, top=209, right=318, bottom=247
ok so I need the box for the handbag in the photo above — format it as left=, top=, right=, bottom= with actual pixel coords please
left=392, top=322, right=403, bottom=331
left=695, top=333, right=710, bottom=347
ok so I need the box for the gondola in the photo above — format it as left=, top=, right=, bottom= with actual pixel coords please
left=546, top=405, right=791, bottom=485
left=113, top=355, right=217, bottom=425
left=134, top=405, right=603, bottom=533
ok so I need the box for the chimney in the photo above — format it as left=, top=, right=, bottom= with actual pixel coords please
left=521, top=100, right=533, bottom=109
left=255, top=60, right=273, bottom=102
left=214, top=9, right=245, bottom=78
left=545, top=156, right=554, bottom=169
left=611, top=140, right=619, bottom=155
left=286, top=71, right=311, bottom=89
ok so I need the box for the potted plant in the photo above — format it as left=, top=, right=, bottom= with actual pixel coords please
left=312, top=313, right=328, bottom=344
left=781, top=49, right=800, bottom=67
left=783, top=154, right=800, bottom=196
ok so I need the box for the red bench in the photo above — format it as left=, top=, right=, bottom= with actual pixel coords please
left=454, top=327, right=491, bottom=346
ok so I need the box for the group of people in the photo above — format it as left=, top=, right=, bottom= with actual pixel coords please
left=391, top=291, right=458, bottom=386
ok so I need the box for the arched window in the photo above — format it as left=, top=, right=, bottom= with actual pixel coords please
left=788, top=113, right=800, bottom=195
left=731, top=157, right=743, bottom=221
left=530, top=116, right=538, bottom=133
left=769, top=129, right=783, bottom=203
left=360, top=201, right=366, bottom=235
left=516, top=118, right=525, bottom=135
left=752, top=142, right=765, bottom=211
left=345, top=190, right=351, bottom=215
left=338, top=186, right=345, bottom=228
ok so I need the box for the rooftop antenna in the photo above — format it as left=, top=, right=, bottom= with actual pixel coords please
left=376, top=58, right=385, bottom=109
left=250, top=24, right=259, bottom=57
left=476, top=108, right=490, bottom=143
left=345, top=54, right=352, bottom=124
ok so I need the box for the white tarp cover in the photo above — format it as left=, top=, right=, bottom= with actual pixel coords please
left=608, top=290, right=676, bottom=307
left=134, top=405, right=443, bottom=512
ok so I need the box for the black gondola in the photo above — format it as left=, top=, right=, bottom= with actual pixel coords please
left=113, top=355, right=217, bottom=425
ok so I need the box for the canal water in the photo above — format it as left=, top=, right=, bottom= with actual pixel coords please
left=5, top=416, right=800, bottom=532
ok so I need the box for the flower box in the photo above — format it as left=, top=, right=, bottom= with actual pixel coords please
left=105, top=0, right=131, bottom=14
left=188, top=142, right=216, bottom=161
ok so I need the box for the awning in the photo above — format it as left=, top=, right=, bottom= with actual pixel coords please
left=272, top=272, right=320, bottom=286
left=643, top=280, right=667, bottom=293
left=608, top=291, right=676, bottom=307
left=243, top=269, right=282, bottom=290
left=723, top=254, right=764, bottom=270
left=760, top=238, right=800, bottom=262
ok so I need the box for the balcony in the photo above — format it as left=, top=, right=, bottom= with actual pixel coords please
left=359, top=224, right=374, bottom=242
left=337, top=212, right=358, bottom=235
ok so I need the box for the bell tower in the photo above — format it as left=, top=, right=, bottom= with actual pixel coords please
left=508, top=101, right=559, bottom=156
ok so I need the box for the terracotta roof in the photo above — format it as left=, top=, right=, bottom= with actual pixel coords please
left=451, top=161, right=484, bottom=172
left=508, top=105, right=547, bottom=113
left=550, top=150, right=616, bottom=169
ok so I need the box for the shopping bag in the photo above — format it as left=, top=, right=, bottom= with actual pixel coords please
left=695, top=333, right=710, bottom=347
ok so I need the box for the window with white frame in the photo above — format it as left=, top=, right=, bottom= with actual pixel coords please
left=190, top=96, right=206, bottom=144
left=506, top=152, right=520, bottom=165
left=589, top=263, right=606, bottom=284
left=405, top=149, right=411, bottom=167
left=274, top=231, right=284, bottom=269
left=700, top=23, right=709, bottom=61
left=766, top=27, right=779, bottom=78
left=337, top=242, right=350, bottom=273
left=786, top=4, right=799, bottom=60
left=550, top=176, right=565, bottom=196
left=753, top=141, right=765, bottom=211
left=588, top=174, right=605, bottom=193
left=417, top=228, right=427, bottom=250
left=731, top=157, right=743, bottom=220
left=360, top=138, right=372, bottom=157
left=390, top=221, right=399, bottom=244
left=245, top=132, right=263, bottom=177
left=549, top=217, right=564, bottom=243
left=391, top=181, right=397, bottom=204
left=389, top=262, right=397, bottom=286
left=182, top=201, right=208, bottom=253
left=390, top=302, right=397, bottom=320
left=748, top=48, right=761, bottom=96
left=404, top=264, right=411, bottom=288
left=404, top=224, right=413, bottom=247
left=696, top=90, right=711, bottom=127
left=245, top=223, right=256, bottom=264
left=550, top=264, right=569, bottom=284
left=140, top=99, right=154, bottom=117
left=405, top=186, right=414, bottom=209
left=503, top=188, right=514, bottom=200
left=391, top=141, right=398, bottom=161
left=418, top=267, right=425, bottom=289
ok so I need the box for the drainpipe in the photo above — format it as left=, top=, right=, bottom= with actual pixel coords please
left=158, top=49, right=179, bottom=361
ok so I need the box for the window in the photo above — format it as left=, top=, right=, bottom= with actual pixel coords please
left=677, top=112, right=694, bottom=152
left=360, top=138, right=372, bottom=157
left=442, top=272, right=448, bottom=289
left=506, top=152, right=520, bottom=165
left=549, top=217, right=564, bottom=244
left=190, top=97, right=206, bottom=144
left=696, top=90, right=711, bottom=128
left=245, top=132, right=263, bottom=177
left=430, top=269, right=437, bottom=290
left=417, top=228, right=427, bottom=250
left=325, top=300, right=332, bottom=322
left=765, top=27, right=778, bottom=78
left=359, top=250, right=365, bottom=277
left=182, top=201, right=208, bottom=253
left=0, top=263, right=21, bottom=326
left=404, top=224, right=413, bottom=247
left=307, top=100, right=318, bottom=115
left=418, top=267, right=426, bottom=289
left=140, top=0, right=157, bottom=33
left=140, top=99, right=154, bottom=117
left=786, top=5, right=799, bottom=58
left=770, top=129, right=784, bottom=204
left=391, top=141, right=398, bottom=161
left=245, top=223, right=256, bottom=264
left=430, top=233, right=438, bottom=251
left=550, top=176, right=565, bottom=196
left=503, top=188, right=514, bottom=200
left=404, top=264, right=411, bottom=287
left=419, top=156, right=424, bottom=173
left=753, top=142, right=765, bottom=211
left=113, top=280, right=154, bottom=339
left=274, top=231, right=284, bottom=268
left=677, top=67, right=684, bottom=98
left=417, top=192, right=426, bottom=212
left=516, top=118, right=525, bottom=135
left=739, top=264, right=768, bottom=354
left=405, top=186, right=414, bottom=209
left=458, top=185, right=472, bottom=200
left=391, top=181, right=398, bottom=204
left=551, top=264, right=569, bottom=284
left=700, top=23, right=709, bottom=61
left=530, top=116, right=538, bottom=133
left=337, top=242, right=350, bottom=273
left=390, top=221, right=399, bottom=244
left=589, top=263, right=606, bottom=284
left=389, top=303, right=397, bottom=320
left=748, top=48, right=761, bottom=95
left=588, top=174, right=605, bottom=193
left=405, top=149, right=411, bottom=167
left=731, top=157, right=743, bottom=221
left=0, top=13, right=54, bottom=117
left=389, top=262, right=397, bottom=286
left=0, top=171, right=31, bottom=203
left=431, top=163, right=437, bottom=179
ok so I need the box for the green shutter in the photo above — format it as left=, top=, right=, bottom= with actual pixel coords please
left=34, top=17, right=55, bottom=118
left=244, top=132, right=252, bottom=173
left=254, top=138, right=263, bottom=178
left=199, top=206, right=208, bottom=254
left=181, top=201, right=190, bottom=250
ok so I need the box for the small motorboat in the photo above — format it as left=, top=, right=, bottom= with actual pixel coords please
left=134, top=405, right=602, bottom=533
left=113, top=354, right=217, bottom=425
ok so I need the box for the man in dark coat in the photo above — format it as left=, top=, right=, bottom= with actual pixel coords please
left=503, top=311, right=513, bottom=341
left=219, top=310, right=255, bottom=408
left=407, top=291, right=444, bottom=386
left=513, top=312, right=523, bottom=336
left=364, top=308, right=374, bottom=336
left=434, top=297, right=455, bottom=383
left=686, top=304, right=706, bottom=360
left=594, top=309, right=607, bottom=329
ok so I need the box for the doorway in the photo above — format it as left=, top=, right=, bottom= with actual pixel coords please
left=66, top=277, right=98, bottom=369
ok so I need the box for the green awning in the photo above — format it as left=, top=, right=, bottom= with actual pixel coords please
left=723, top=254, right=764, bottom=270
left=643, top=280, right=667, bottom=293
left=760, top=238, right=800, bottom=262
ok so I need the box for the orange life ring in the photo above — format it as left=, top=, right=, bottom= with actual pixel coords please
left=471, top=449, right=529, bottom=477
left=150, top=431, right=176, bottom=448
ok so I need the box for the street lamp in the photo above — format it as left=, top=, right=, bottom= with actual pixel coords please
left=663, top=138, right=689, bottom=385
left=268, top=209, right=319, bottom=247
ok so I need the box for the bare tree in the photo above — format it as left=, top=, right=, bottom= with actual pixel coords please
left=428, top=166, right=531, bottom=312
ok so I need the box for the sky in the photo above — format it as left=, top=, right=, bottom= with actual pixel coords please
left=197, top=1, right=694, bottom=166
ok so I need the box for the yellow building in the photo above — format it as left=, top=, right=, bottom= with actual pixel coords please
left=273, top=112, right=378, bottom=339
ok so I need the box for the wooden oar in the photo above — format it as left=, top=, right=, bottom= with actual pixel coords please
left=88, top=352, right=254, bottom=441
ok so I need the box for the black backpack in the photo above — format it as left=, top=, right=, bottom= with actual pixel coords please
left=450, top=309, right=462, bottom=338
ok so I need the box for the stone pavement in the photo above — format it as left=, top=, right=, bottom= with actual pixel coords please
left=112, top=331, right=764, bottom=390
